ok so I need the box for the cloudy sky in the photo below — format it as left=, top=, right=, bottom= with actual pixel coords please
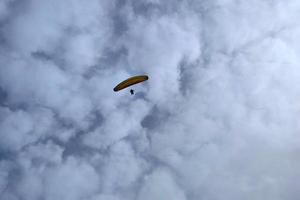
left=0, top=0, right=300, bottom=199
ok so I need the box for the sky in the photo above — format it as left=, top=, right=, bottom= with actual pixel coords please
left=0, top=0, right=300, bottom=200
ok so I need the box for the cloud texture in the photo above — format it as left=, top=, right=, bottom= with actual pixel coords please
left=0, top=0, right=300, bottom=199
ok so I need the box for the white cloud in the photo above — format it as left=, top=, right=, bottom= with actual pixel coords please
left=100, top=141, right=145, bottom=196
left=0, top=0, right=12, bottom=21
left=0, top=161, right=10, bottom=196
left=124, top=13, right=201, bottom=106
left=43, top=157, right=99, bottom=200
left=83, top=99, right=150, bottom=149
left=137, top=168, right=186, bottom=200
left=0, top=107, right=54, bottom=151
left=0, top=0, right=300, bottom=200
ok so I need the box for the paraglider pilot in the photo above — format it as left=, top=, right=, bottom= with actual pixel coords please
left=130, top=89, right=134, bottom=95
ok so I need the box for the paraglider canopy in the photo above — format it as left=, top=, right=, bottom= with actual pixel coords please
left=113, top=75, right=149, bottom=92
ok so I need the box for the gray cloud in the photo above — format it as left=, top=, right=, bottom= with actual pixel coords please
left=0, top=0, right=300, bottom=200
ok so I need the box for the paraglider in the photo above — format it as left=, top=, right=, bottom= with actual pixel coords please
left=113, top=75, right=148, bottom=94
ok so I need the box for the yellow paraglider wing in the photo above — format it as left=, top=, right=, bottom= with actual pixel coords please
left=113, top=75, right=149, bottom=92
